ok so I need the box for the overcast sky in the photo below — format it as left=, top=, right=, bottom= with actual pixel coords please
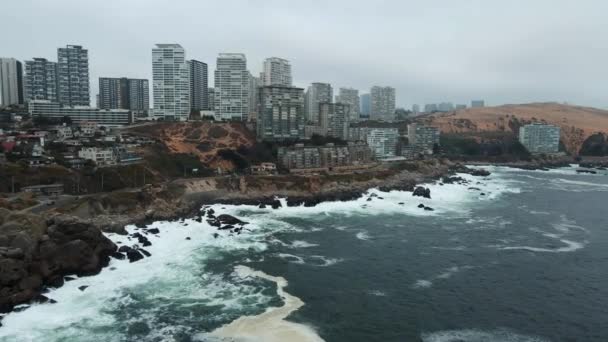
left=3, top=0, right=607, bottom=109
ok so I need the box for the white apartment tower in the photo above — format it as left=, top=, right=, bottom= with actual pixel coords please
left=262, top=57, right=292, bottom=86
left=0, top=58, right=24, bottom=107
left=304, top=82, right=333, bottom=124
left=57, top=45, right=90, bottom=106
left=370, top=86, right=396, bottom=121
left=214, top=53, right=249, bottom=121
left=152, top=44, right=190, bottom=121
left=336, top=87, right=360, bottom=122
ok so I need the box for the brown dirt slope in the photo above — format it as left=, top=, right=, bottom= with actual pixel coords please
left=422, top=103, right=608, bottom=154
left=128, top=122, right=255, bottom=169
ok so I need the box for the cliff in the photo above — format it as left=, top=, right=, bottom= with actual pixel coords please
left=422, top=103, right=608, bottom=154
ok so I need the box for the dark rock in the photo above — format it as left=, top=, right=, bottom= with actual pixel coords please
left=468, top=187, right=481, bottom=191
left=138, top=249, right=151, bottom=257
left=470, top=169, right=491, bottom=177
left=270, top=200, right=282, bottom=209
left=206, top=219, right=221, bottom=228
left=418, top=204, right=425, bottom=208
left=185, top=237, right=191, bottom=240
left=78, top=285, right=88, bottom=291
left=213, top=233, right=219, bottom=239
left=64, top=276, right=76, bottom=282
left=217, top=214, right=247, bottom=226
left=146, top=228, right=160, bottom=235
left=424, top=206, right=435, bottom=211
left=118, top=246, right=132, bottom=254
left=367, top=198, right=372, bottom=201
left=126, top=249, right=144, bottom=263
left=442, top=176, right=465, bottom=184
left=576, top=169, right=597, bottom=174
left=378, top=197, right=384, bottom=200
left=47, top=275, right=64, bottom=288
left=412, top=186, right=431, bottom=199
left=480, top=193, right=486, bottom=196
left=258, top=203, right=266, bottom=209
left=398, top=202, right=404, bottom=205
left=219, top=224, right=234, bottom=230
left=111, top=252, right=126, bottom=260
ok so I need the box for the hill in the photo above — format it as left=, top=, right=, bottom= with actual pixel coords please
left=421, top=103, right=608, bottom=154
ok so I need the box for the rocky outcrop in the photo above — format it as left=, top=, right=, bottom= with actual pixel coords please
left=0, top=212, right=116, bottom=313
left=412, top=186, right=431, bottom=199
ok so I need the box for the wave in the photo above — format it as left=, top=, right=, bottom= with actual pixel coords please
left=356, top=231, right=371, bottom=241
left=421, top=328, right=550, bottom=342
left=500, top=239, right=586, bottom=253
left=209, top=265, right=324, bottom=342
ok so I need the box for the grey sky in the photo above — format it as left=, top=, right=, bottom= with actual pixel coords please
left=3, top=0, right=607, bottom=109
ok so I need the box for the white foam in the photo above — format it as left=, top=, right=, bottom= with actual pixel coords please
left=276, top=253, right=306, bottom=264
left=290, top=240, right=319, bottom=248
left=412, top=280, right=433, bottom=288
left=356, top=231, right=371, bottom=241
left=421, top=328, right=550, bottom=342
left=210, top=265, right=324, bottom=342
left=501, top=239, right=586, bottom=253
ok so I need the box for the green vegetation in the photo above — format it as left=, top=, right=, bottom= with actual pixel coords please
left=579, top=133, right=608, bottom=156
left=440, top=132, right=532, bottom=161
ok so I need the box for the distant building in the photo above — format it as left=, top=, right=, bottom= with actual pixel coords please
left=248, top=72, right=260, bottom=120
left=366, top=128, right=399, bottom=158
left=455, top=104, right=467, bottom=110
left=257, top=85, right=305, bottom=141
left=21, top=184, right=64, bottom=197
left=57, top=45, right=90, bottom=106
left=207, top=87, right=215, bottom=112
left=304, top=82, right=332, bottom=124
left=424, top=104, right=438, bottom=113
left=438, top=102, right=454, bottom=112
left=98, top=77, right=149, bottom=115
left=24, top=58, right=58, bottom=103
left=370, top=86, right=396, bottom=121
left=262, top=57, right=292, bottom=86
left=319, top=102, right=350, bottom=140
left=519, top=123, right=560, bottom=154
left=152, top=44, right=190, bottom=121
left=78, top=147, right=116, bottom=166
left=336, top=88, right=360, bottom=122
left=250, top=162, right=277, bottom=175
left=407, top=123, right=440, bottom=154
left=412, top=104, right=420, bottom=114
left=360, top=93, right=371, bottom=118
left=29, top=100, right=131, bottom=126
left=188, top=59, right=209, bottom=111
left=471, top=100, right=485, bottom=108
left=214, top=53, right=250, bottom=120
left=0, top=58, right=24, bottom=107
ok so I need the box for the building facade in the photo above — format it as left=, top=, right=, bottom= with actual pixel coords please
left=0, top=58, right=24, bottom=107
left=29, top=100, right=131, bottom=126
left=367, top=127, right=399, bottom=158
left=99, top=77, right=149, bottom=115
left=336, top=88, right=360, bottom=122
left=277, top=142, right=373, bottom=171
left=57, top=45, right=90, bottom=106
left=262, top=57, right=292, bottom=86
left=407, top=123, right=440, bottom=153
left=370, top=86, right=396, bottom=121
left=152, top=44, right=190, bottom=121
left=24, top=58, right=58, bottom=103
left=519, top=123, right=560, bottom=154
left=248, top=72, right=260, bottom=120
left=188, top=59, right=208, bottom=111
left=304, top=82, right=332, bottom=124
left=360, top=93, right=371, bottom=118
left=214, top=53, right=249, bottom=121
left=319, top=102, right=350, bottom=140
left=471, top=100, right=485, bottom=108
left=257, top=86, right=305, bottom=141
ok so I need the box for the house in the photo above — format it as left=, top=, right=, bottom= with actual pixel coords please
left=78, top=147, right=116, bottom=166
left=250, top=162, right=277, bottom=175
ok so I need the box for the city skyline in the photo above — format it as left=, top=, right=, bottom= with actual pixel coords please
left=2, top=1, right=608, bottom=109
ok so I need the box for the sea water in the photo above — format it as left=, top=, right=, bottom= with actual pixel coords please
left=1, top=166, right=607, bottom=342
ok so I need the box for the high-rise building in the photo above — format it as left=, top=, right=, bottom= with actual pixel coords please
left=57, top=45, right=90, bottom=106
left=407, top=123, right=440, bottom=153
left=370, top=86, right=396, bottom=121
left=519, top=123, right=560, bottom=154
left=412, top=104, right=420, bottom=114
left=438, top=102, right=454, bottom=112
left=188, top=60, right=208, bottom=111
left=360, top=93, right=371, bottom=118
left=99, top=77, right=149, bottom=114
left=319, top=102, right=350, bottom=140
left=257, top=85, right=305, bottom=141
left=0, top=58, right=24, bottom=107
left=455, top=104, right=467, bottom=110
left=24, top=58, right=58, bottom=103
left=214, top=53, right=249, bottom=121
left=248, top=72, right=260, bottom=120
left=262, top=57, right=292, bottom=86
left=152, top=44, right=190, bottom=121
left=424, top=104, right=438, bottom=113
left=471, top=100, right=485, bottom=108
left=336, top=88, right=360, bottom=122
left=207, top=87, right=215, bottom=112
left=304, top=82, right=332, bottom=124
left=367, top=128, right=399, bottom=158
left=29, top=100, right=131, bottom=126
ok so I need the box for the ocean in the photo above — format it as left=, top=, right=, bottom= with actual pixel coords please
left=1, top=166, right=607, bottom=342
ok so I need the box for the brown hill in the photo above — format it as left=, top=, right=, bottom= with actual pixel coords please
left=421, top=103, right=608, bottom=154
left=127, top=121, right=256, bottom=170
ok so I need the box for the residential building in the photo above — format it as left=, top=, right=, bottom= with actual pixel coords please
left=360, top=93, right=371, bottom=118
left=412, top=104, right=420, bottom=114
left=262, top=57, right=292, bottom=86
left=57, top=45, right=90, bottom=106
left=24, top=58, right=58, bottom=103
left=367, top=128, right=399, bottom=158
left=407, top=123, right=440, bottom=153
left=257, top=85, right=305, bottom=141
left=438, top=102, right=454, bottom=112
left=304, top=82, right=332, bottom=124
left=370, top=86, right=396, bottom=121
left=214, top=53, right=249, bottom=120
left=188, top=59, right=208, bottom=111
left=0, top=58, right=24, bottom=107
left=78, top=147, right=116, bottom=166
left=471, top=100, right=485, bottom=108
left=98, top=77, right=149, bottom=115
left=424, top=104, right=438, bottom=113
left=519, top=123, right=560, bottom=154
left=336, top=88, right=360, bottom=122
left=248, top=72, right=260, bottom=120
left=152, top=44, right=190, bottom=121
left=207, top=87, right=215, bottom=112
left=29, top=100, right=131, bottom=126
left=319, top=102, right=350, bottom=140
left=277, top=142, right=373, bottom=171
